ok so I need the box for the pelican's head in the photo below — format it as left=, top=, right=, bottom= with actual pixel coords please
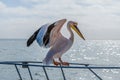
left=69, top=21, right=85, bottom=40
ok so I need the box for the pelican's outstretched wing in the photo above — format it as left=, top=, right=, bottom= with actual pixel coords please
left=48, top=19, right=66, bottom=47
left=27, top=19, right=66, bottom=48
left=36, top=19, right=66, bottom=48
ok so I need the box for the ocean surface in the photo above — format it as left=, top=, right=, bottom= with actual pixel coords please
left=0, top=39, right=120, bottom=80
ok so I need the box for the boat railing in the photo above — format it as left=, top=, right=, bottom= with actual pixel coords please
left=0, top=61, right=120, bottom=80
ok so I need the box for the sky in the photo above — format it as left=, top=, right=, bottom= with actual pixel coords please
left=0, top=0, right=120, bottom=39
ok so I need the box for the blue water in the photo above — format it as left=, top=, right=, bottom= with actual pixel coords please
left=0, top=39, right=120, bottom=80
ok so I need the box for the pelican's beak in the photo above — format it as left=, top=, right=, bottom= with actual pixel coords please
left=71, top=25, right=85, bottom=40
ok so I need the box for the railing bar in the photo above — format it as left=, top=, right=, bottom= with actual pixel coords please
left=14, top=64, right=22, bottom=80
left=85, top=65, right=102, bottom=80
left=60, top=65, right=66, bottom=80
left=43, top=66, right=49, bottom=80
left=27, top=66, right=33, bottom=80
left=1, top=61, right=120, bottom=67
left=1, top=61, right=120, bottom=80
left=1, top=63, right=120, bottom=69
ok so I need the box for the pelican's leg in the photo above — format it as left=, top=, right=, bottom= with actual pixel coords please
left=53, top=59, right=61, bottom=66
left=59, top=58, right=69, bottom=66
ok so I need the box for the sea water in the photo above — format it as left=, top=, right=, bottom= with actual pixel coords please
left=0, top=39, right=120, bottom=80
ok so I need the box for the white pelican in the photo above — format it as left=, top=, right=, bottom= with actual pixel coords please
left=27, top=19, right=85, bottom=66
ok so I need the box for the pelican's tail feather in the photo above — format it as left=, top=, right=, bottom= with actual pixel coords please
left=27, top=28, right=40, bottom=47
left=42, top=49, right=55, bottom=65
left=43, top=57, right=52, bottom=65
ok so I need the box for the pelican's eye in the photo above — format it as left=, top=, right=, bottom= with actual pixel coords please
left=72, top=23, right=77, bottom=28
left=74, top=23, right=78, bottom=26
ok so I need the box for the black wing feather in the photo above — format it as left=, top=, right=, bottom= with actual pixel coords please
left=27, top=28, right=41, bottom=47
left=43, top=23, right=55, bottom=46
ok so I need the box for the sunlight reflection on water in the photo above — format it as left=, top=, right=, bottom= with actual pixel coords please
left=0, top=40, right=120, bottom=80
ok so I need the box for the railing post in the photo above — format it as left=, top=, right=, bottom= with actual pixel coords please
left=85, top=65, right=102, bottom=80
left=22, top=62, right=33, bottom=80
left=27, top=66, right=33, bottom=80
left=14, top=64, right=23, bottom=80
left=43, top=66, right=49, bottom=80
left=60, top=65, right=66, bottom=80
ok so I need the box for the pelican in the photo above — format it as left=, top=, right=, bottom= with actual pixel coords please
left=27, top=19, right=85, bottom=66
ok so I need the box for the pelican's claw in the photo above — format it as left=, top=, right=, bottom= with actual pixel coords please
left=53, top=58, right=69, bottom=66
left=61, top=62, right=69, bottom=66
left=53, top=61, right=61, bottom=66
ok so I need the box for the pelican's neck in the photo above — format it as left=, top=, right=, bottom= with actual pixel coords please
left=67, top=23, right=74, bottom=42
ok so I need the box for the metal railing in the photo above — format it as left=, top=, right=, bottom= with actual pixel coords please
left=0, top=61, right=120, bottom=80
